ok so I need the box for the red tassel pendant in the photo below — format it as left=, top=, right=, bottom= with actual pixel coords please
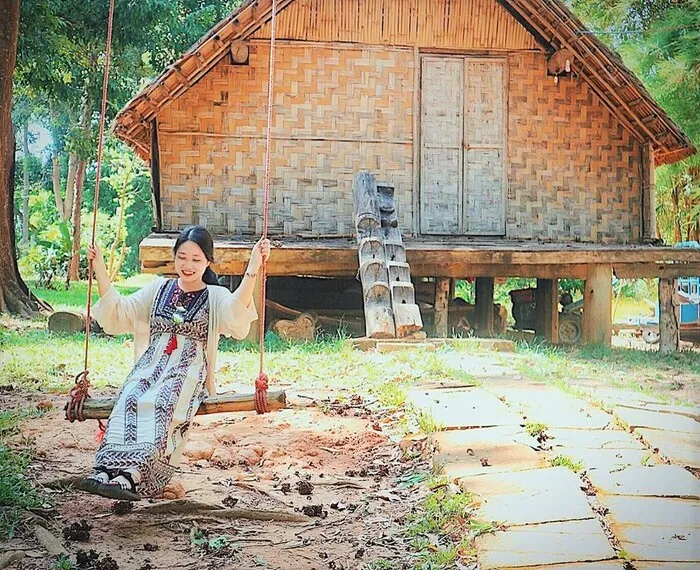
left=165, top=334, right=178, bottom=355
left=95, top=420, right=107, bottom=444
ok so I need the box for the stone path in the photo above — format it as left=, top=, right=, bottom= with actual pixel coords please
left=407, top=353, right=700, bottom=569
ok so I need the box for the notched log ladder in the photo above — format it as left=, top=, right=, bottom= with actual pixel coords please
left=353, top=172, right=423, bottom=338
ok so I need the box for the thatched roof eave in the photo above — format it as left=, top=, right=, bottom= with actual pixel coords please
left=113, top=0, right=695, bottom=166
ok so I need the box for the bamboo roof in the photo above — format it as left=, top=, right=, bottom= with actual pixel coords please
left=113, top=0, right=695, bottom=166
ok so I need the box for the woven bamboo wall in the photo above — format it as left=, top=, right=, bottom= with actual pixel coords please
left=506, top=52, right=642, bottom=243
left=154, top=3, right=643, bottom=243
left=157, top=44, right=414, bottom=235
left=252, top=0, right=538, bottom=50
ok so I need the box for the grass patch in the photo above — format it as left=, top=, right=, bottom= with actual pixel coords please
left=405, top=477, right=495, bottom=568
left=363, top=561, right=395, bottom=570
left=27, top=280, right=139, bottom=311
left=525, top=421, right=549, bottom=440
left=511, top=339, right=699, bottom=405
left=0, top=409, right=48, bottom=540
left=549, top=454, right=584, bottom=472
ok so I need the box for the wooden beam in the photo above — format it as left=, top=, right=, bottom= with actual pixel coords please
left=475, top=277, right=495, bottom=336
left=536, top=279, right=559, bottom=344
left=658, top=277, right=680, bottom=355
left=582, top=264, right=612, bottom=346
left=613, top=263, right=700, bottom=279
left=433, top=278, right=450, bottom=338
left=641, top=142, right=657, bottom=240
left=140, top=237, right=700, bottom=278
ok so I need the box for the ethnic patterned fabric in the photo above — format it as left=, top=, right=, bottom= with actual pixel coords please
left=94, top=279, right=210, bottom=497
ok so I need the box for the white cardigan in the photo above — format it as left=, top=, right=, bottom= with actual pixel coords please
left=92, top=278, right=257, bottom=395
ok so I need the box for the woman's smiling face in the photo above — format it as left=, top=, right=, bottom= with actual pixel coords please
left=174, top=240, right=210, bottom=285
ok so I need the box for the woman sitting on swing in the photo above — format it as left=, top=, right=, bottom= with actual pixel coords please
left=78, top=225, right=271, bottom=501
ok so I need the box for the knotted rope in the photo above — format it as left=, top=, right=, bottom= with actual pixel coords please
left=66, top=0, right=115, bottom=436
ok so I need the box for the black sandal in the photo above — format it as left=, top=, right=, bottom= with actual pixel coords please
left=78, top=469, right=141, bottom=502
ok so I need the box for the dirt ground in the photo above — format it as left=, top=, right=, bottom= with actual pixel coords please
left=2, top=388, right=429, bottom=570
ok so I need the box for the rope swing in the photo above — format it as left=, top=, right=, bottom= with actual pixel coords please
left=65, top=0, right=115, bottom=431
left=254, top=0, right=279, bottom=415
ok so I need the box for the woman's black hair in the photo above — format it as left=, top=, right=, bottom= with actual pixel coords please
left=173, top=225, right=219, bottom=286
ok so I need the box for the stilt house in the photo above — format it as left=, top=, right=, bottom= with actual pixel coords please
left=113, top=0, right=699, bottom=347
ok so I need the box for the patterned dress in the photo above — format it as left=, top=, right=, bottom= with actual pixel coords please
left=94, top=279, right=210, bottom=497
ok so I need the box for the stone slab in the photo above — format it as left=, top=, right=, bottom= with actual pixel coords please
left=432, top=427, right=547, bottom=478
left=476, top=519, right=616, bottom=569
left=600, top=496, right=699, bottom=527
left=637, top=428, right=700, bottom=468
left=587, top=465, right=700, bottom=498
left=509, top=560, right=624, bottom=570
left=559, top=447, right=656, bottom=470
left=495, top=387, right=613, bottom=429
left=614, top=407, right=700, bottom=434
left=577, top=386, right=664, bottom=406
left=479, top=491, right=593, bottom=527
left=616, top=526, right=698, bottom=562
left=548, top=428, right=645, bottom=450
left=634, top=562, right=700, bottom=570
left=461, top=466, right=582, bottom=497
left=618, top=402, right=700, bottom=422
left=465, top=466, right=595, bottom=526
left=407, top=387, right=522, bottom=429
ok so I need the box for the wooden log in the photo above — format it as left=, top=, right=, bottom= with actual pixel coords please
left=433, top=278, right=450, bottom=337
left=79, top=390, right=287, bottom=420
left=582, top=264, right=613, bottom=346
left=536, top=279, right=559, bottom=344
left=272, top=313, right=316, bottom=341
left=659, top=277, right=680, bottom=354
left=353, top=172, right=380, bottom=232
left=48, top=310, right=86, bottom=333
left=475, top=277, right=495, bottom=336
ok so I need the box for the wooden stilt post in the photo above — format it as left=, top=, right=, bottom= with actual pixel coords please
left=475, top=277, right=495, bottom=337
left=659, top=277, right=680, bottom=354
left=536, top=279, right=559, bottom=344
left=433, top=278, right=450, bottom=338
left=582, top=264, right=612, bottom=346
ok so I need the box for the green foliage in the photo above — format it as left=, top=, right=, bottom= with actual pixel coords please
left=52, top=555, right=74, bottom=570
left=572, top=0, right=700, bottom=244
left=0, top=410, right=47, bottom=540
left=549, top=454, right=584, bottom=472
left=405, top=480, right=487, bottom=568
left=525, top=421, right=549, bottom=439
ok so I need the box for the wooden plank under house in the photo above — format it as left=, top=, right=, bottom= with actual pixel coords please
left=113, top=0, right=699, bottom=349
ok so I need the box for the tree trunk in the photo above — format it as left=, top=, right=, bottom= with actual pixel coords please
left=68, top=159, right=86, bottom=282
left=22, top=121, right=29, bottom=245
left=68, top=95, right=92, bottom=282
left=0, top=0, right=37, bottom=316
left=671, top=179, right=682, bottom=243
left=52, top=151, right=65, bottom=219
left=63, top=153, right=77, bottom=220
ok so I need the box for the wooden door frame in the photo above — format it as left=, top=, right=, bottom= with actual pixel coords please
left=416, top=53, right=509, bottom=237
left=419, top=54, right=465, bottom=236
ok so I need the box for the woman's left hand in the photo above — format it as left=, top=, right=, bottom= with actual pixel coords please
left=248, top=237, right=271, bottom=273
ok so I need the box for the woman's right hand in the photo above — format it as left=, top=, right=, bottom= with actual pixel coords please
left=87, top=245, right=105, bottom=269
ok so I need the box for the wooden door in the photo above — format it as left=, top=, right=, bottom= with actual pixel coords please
left=463, top=60, right=506, bottom=234
left=419, top=57, right=506, bottom=235
left=420, top=57, right=463, bottom=235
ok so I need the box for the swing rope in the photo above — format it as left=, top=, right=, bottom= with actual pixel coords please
left=65, top=0, right=115, bottom=426
left=254, top=0, right=278, bottom=415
